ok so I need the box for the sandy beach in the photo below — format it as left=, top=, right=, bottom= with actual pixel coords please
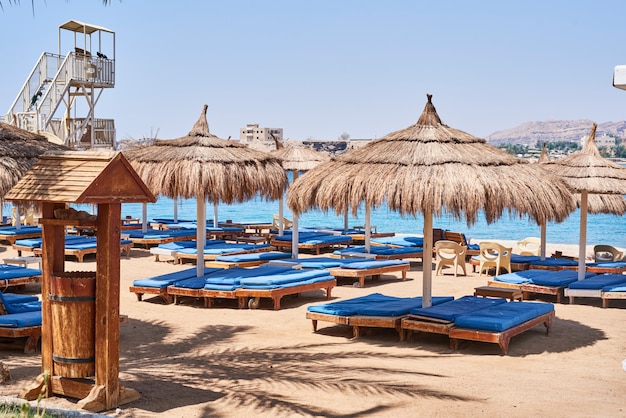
left=1, top=240, right=625, bottom=418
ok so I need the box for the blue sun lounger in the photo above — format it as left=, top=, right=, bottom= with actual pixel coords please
left=166, top=265, right=336, bottom=309
left=565, top=273, right=626, bottom=305
left=175, top=242, right=272, bottom=263
left=127, top=228, right=199, bottom=248
left=327, top=259, right=411, bottom=288
left=528, top=257, right=579, bottom=271
left=601, top=281, right=626, bottom=308
left=371, top=236, right=424, bottom=247
left=0, top=226, right=42, bottom=245
left=333, top=245, right=423, bottom=260
left=448, top=301, right=555, bottom=354
left=129, top=267, right=219, bottom=303
left=306, top=293, right=454, bottom=339
left=403, top=296, right=555, bottom=354
left=0, top=292, right=40, bottom=314
left=491, top=269, right=596, bottom=303
left=586, top=260, right=626, bottom=274
left=205, top=251, right=293, bottom=268
left=0, top=301, right=42, bottom=353
left=0, top=264, right=42, bottom=289
left=149, top=240, right=219, bottom=261
left=271, top=232, right=353, bottom=255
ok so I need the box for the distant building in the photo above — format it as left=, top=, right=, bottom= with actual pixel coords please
left=239, top=124, right=283, bottom=150
left=580, top=133, right=616, bottom=148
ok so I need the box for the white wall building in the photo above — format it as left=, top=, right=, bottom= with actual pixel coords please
left=239, top=124, right=283, bottom=149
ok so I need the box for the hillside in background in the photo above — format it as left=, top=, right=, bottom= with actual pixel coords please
left=485, top=119, right=626, bottom=146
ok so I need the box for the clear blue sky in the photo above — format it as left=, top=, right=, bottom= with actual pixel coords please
left=1, top=0, right=626, bottom=142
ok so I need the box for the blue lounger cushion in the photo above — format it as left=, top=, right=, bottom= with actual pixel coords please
left=334, top=246, right=422, bottom=256
left=0, top=226, right=42, bottom=236
left=372, top=236, right=423, bottom=247
left=338, top=260, right=409, bottom=270
left=271, top=257, right=371, bottom=269
left=157, top=241, right=218, bottom=251
left=203, top=283, right=241, bottom=291
left=529, top=257, right=579, bottom=268
left=171, top=276, right=212, bottom=289
left=355, top=296, right=454, bottom=316
left=453, top=301, right=555, bottom=332
left=1, top=293, right=38, bottom=304
left=587, top=261, right=626, bottom=269
left=493, top=270, right=548, bottom=285
left=510, top=255, right=542, bottom=264
left=239, top=269, right=330, bottom=286
left=567, top=274, right=626, bottom=290
left=239, top=274, right=334, bottom=290
left=132, top=267, right=218, bottom=288
left=4, top=301, right=42, bottom=314
left=602, top=283, right=626, bottom=292
left=409, top=295, right=508, bottom=321
left=178, top=243, right=270, bottom=255
left=307, top=293, right=453, bottom=317
left=529, top=270, right=596, bottom=287
left=307, top=293, right=399, bottom=316
left=0, top=310, right=42, bottom=328
left=0, top=264, right=41, bottom=279
left=214, top=251, right=291, bottom=263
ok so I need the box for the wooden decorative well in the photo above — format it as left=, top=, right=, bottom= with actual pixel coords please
left=5, top=150, right=156, bottom=412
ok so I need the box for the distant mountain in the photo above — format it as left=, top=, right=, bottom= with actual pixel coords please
left=485, top=120, right=626, bottom=146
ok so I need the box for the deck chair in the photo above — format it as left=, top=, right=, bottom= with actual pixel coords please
left=443, top=231, right=480, bottom=258
left=478, top=242, right=512, bottom=276
left=593, top=245, right=624, bottom=262
left=517, top=237, right=541, bottom=256
left=272, top=214, right=293, bottom=230
left=434, top=240, right=467, bottom=277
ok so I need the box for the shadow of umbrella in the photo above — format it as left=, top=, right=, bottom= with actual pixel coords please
left=123, top=105, right=287, bottom=277
left=288, top=94, right=576, bottom=307
left=543, top=123, right=626, bottom=279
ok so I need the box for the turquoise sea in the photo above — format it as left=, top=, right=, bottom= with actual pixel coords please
left=110, top=195, right=626, bottom=249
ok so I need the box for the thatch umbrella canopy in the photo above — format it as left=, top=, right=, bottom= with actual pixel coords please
left=0, top=122, right=68, bottom=196
left=124, top=105, right=287, bottom=276
left=543, top=123, right=626, bottom=279
left=535, top=142, right=626, bottom=258
left=271, top=136, right=330, bottom=247
left=0, top=122, right=68, bottom=224
left=288, top=94, right=576, bottom=307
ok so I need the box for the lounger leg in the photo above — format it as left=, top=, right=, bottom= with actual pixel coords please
left=498, top=338, right=510, bottom=356
left=325, top=286, right=333, bottom=300
left=311, top=319, right=318, bottom=332
left=568, top=296, right=574, bottom=304
left=602, top=299, right=608, bottom=309
left=449, top=338, right=459, bottom=350
left=352, top=326, right=362, bottom=339
left=135, top=293, right=143, bottom=302
left=402, top=271, right=407, bottom=281
left=360, top=277, right=365, bottom=288
left=272, top=297, right=281, bottom=310
left=24, top=335, right=40, bottom=354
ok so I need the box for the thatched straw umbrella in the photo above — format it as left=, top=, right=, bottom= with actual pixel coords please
left=288, top=94, right=576, bottom=307
left=0, top=122, right=68, bottom=223
left=271, top=135, right=329, bottom=256
left=543, top=123, right=626, bottom=280
left=536, top=142, right=626, bottom=258
left=124, top=105, right=287, bottom=277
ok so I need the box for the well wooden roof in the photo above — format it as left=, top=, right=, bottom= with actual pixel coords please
left=5, top=150, right=156, bottom=204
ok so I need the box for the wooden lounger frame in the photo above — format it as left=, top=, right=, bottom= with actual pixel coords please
left=601, top=291, right=626, bottom=308
left=520, top=283, right=566, bottom=303
left=328, top=263, right=410, bottom=288
left=270, top=239, right=351, bottom=255
left=0, top=275, right=41, bottom=290
left=0, top=232, right=42, bottom=246
left=130, top=232, right=198, bottom=249
left=235, top=278, right=336, bottom=310
left=448, top=310, right=555, bottom=355
left=470, top=257, right=532, bottom=273
left=306, top=311, right=407, bottom=339
left=128, top=285, right=172, bottom=304
left=0, top=325, right=41, bottom=353
left=586, top=265, right=626, bottom=274
left=527, top=264, right=576, bottom=272
left=204, top=259, right=272, bottom=269
left=33, top=242, right=132, bottom=262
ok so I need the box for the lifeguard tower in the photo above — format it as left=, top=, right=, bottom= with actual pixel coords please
left=4, top=20, right=116, bottom=149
